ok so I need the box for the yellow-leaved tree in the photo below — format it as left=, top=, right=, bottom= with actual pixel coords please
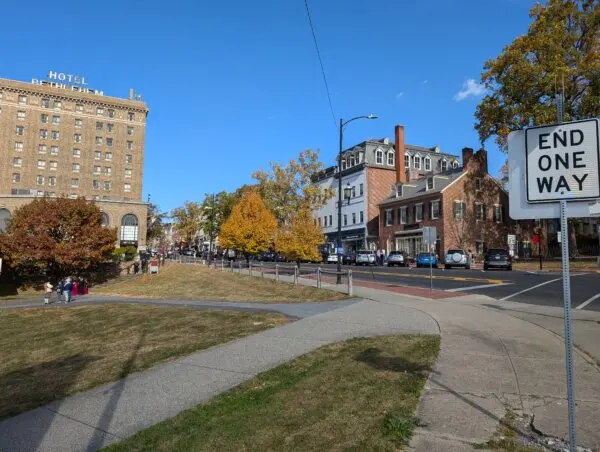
left=219, top=191, right=277, bottom=262
left=275, top=209, right=324, bottom=266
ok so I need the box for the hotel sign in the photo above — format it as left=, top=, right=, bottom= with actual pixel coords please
left=31, top=71, right=104, bottom=96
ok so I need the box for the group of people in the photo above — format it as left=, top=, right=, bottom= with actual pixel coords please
left=43, top=277, right=89, bottom=305
left=375, top=249, right=387, bottom=266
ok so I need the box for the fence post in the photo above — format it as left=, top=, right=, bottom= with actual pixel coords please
left=348, top=269, right=353, bottom=296
left=221, top=259, right=224, bottom=271
left=230, top=260, right=233, bottom=272
left=261, top=262, right=264, bottom=278
left=238, top=261, right=242, bottom=274
left=275, top=264, right=279, bottom=282
left=249, top=261, right=253, bottom=277
left=294, top=266, right=298, bottom=285
left=317, top=268, right=321, bottom=289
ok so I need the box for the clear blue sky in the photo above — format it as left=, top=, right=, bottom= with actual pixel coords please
left=0, top=0, right=534, bottom=213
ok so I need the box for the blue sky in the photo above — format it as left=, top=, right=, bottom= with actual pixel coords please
left=0, top=0, right=534, bottom=213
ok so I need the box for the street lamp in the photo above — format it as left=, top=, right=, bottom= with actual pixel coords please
left=337, top=114, right=378, bottom=283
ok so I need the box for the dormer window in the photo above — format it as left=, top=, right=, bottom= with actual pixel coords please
left=424, top=156, right=432, bottom=171
left=349, top=155, right=355, bottom=167
left=387, top=151, right=395, bottom=166
left=376, top=149, right=383, bottom=165
left=341, top=160, right=347, bottom=170
left=405, top=154, right=410, bottom=168
left=440, top=159, right=448, bottom=171
left=452, top=160, right=460, bottom=169
left=426, top=177, right=434, bottom=191
left=413, top=155, right=421, bottom=170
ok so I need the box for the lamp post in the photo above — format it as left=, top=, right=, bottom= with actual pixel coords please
left=337, top=115, right=378, bottom=283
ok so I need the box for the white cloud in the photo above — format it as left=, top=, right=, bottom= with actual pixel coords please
left=453, top=79, right=486, bottom=101
left=422, top=79, right=428, bottom=85
left=395, top=92, right=404, bottom=99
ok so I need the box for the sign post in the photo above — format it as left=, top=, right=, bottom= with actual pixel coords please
left=509, top=117, right=600, bottom=452
left=423, top=226, right=437, bottom=292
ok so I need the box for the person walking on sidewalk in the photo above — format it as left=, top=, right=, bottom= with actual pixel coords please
left=63, top=278, right=73, bottom=303
left=44, top=281, right=54, bottom=305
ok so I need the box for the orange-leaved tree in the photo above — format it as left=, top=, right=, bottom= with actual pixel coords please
left=275, top=208, right=324, bottom=265
left=0, top=197, right=117, bottom=279
left=219, top=191, right=277, bottom=262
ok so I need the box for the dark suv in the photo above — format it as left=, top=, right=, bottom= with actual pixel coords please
left=484, top=248, right=512, bottom=271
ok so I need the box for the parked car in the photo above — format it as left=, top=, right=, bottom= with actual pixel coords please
left=273, top=253, right=286, bottom=262
left=342, top=253, right=356, bottom=265
left=484, top=248, right=512, bottom=271
left=326, top=253, right=339, bottom=264
left=182, top=249, right=195, bottom=257
left=416, top=252, right=439, bottom=268
left=387, top=250, right=408, bottom=267
left=444, top=249, right=470, bottom=269
left=356, top=250, right=376, bottom=266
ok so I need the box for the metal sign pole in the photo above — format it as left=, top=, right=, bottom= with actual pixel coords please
left=560, top=199, right=577, bottom=451
left=430, top=245, right=433, bottom=292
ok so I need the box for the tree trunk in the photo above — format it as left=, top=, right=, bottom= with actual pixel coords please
left=569, top=220, right=580, bottom=258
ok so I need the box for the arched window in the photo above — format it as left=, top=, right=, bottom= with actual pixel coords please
left=101, top=212, right=110, bottom=227
left=452, top=160, right=459, bottom=169
left=341, top=159, right=347, bottom=170
left=0, top=208, right=11, bottom=233
left=120, top=214, right=139, bottom=243
left=375, top=149, right=383, bottom=165
left=405, top=154, right=410, bottom=168
left=424, top=156, right=432, bottom=171
left=349, top=155, right=355, bottom=167
left=387, top=151, right=395, bottom=166
left=413, top=155, right=421, bottom=170
left=440, top=159, right=448, bottom=171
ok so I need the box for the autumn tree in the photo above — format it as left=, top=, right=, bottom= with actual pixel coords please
left=275, top=209, right=324, bottom=265
left=0, top=197, right=117, bottom=279
left=253, top=149, right=334, bottom=224
left=171, top=201, right=202, bottom=247
left=146, top=202, right=167, bottom=248
left=219, top=191, right=277, bottom=262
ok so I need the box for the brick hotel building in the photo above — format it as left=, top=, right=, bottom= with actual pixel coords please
left=0, top=76, right=149, bottom=249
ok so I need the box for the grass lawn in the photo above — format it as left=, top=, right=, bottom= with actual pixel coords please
left=0, top=304, right=289, bottom=419
left=103, top=334, right=440, bottom=452
left=512, top=260, right=599, bottom=272
left=94, top=263, right=348, bottom=303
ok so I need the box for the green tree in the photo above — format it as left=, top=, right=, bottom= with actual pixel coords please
left=146, top=202, right=167, bottom=248
left=0, top=197, right=117, bottom=279
left=253, top=149, right=334, bottom=224
left=171, top=201, right=202, bottom=247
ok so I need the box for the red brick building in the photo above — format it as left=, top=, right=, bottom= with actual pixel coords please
left=379, top=147, right=510, bottom=257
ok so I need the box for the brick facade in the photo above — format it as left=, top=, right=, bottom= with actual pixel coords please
left=366, top=166, right=396, bottom=247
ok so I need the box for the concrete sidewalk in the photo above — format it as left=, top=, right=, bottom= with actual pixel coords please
left=0, top=298, right=439, bottom=452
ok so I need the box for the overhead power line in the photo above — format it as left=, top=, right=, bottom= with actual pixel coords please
left=303, top=0, right=337, bottom=129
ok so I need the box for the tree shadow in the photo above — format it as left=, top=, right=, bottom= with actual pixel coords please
left=355, top=347, right=432, bottom=374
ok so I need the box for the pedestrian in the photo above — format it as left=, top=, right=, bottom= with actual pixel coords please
left=56, top=279, right=64, bottom=302
left=376, top=249, right=382, bottom=266
left=44, top=281, right=54, bottom=305
left=72, top=278, right=79, bottom=297
left=63, top=278, right=73, bottom=303
left=381, top=249, right=387, bottom=266
left=80, top=278, right=89, bottom=295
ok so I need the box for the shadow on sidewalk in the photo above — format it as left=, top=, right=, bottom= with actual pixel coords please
left=85, top=330, right=147, bottom=452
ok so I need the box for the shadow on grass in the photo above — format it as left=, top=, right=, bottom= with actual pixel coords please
left=355, top=347, right=433, bottom=374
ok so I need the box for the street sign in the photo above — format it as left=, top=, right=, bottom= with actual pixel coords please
left=525, top=119, right=600, bottom=203
left=507, top=234, right=516, bottom=257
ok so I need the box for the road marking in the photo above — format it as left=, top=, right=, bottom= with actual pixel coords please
left=446, top=282, right=513, bottom=292
left=350, top=269, right=506, bottom=284
left=575, top=293, right=600, bottom=310
left=499, top=274, right=585, bottom=301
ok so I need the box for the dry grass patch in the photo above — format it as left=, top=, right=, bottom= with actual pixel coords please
left=103, top=334, right=440, bottom=452
left=94, top=263, right=348, bottom=303
left=0, top=304, right=288, bottom=419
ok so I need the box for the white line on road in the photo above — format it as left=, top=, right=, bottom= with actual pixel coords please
left=499, top=274, right=585, bottom=301
left=575, top=293, right=600, bottom=310
left=446, top=282, right=513, bottom=292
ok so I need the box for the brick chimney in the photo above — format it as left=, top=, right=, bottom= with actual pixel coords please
left=395, top=125, right=406, bottom=184
left=476, top=148, right=488, bottom=174
left=462, top=147, right=474, bottom=172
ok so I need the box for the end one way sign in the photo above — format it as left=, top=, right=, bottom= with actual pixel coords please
left=525, top=119, right=600, bottom=203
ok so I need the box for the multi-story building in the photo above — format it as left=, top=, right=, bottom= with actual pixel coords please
left=379, top=148, right=509, bottom=257
left=312, top=125, right=460, bottom=253
left=0, top=75, right=149, bottom=249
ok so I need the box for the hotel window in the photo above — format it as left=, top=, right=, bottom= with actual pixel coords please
left=103, top=181, right=111, bottom=191
left=106, top=138, right=113, bottom=147
left=42, top=98, right=50, bottom=108
left=13, top=157, right=22, bottom=167
left=405, top=154, right=410, bottom=168
left=400, top=206, right=407, bottom=224
left=387, top=152, right=394, bottom=166
left=96, top=136, right=103, bottom=145
left=38, top=144, right=48, bottom=153
left=93, top=180, right=100, bottom=190
left=475, top=177, right=482, bottom=191
left=128, top=112, right=134, bottom=121
left=440, top=159, right=448, bottom=171
left=75, top=118, right=83, bottom=128
left=474, top=203, right=485, bottom=221
left=75, top=104, right=83, bottom=113
left=104, top=167, right=112, bottom=176
left=12, top=173, right=21, bottom=183
left=452, top=160, right=460, bottom=169
left=40, top=114, right=49, bottom=123
left=349, top=155, right=355, bottom=167
left=94, top=151, right=101, bottom=160
left=74, top=133, right=82, bottom=143
left=105, top=152, right=112, bottom=161
left=124, top=168, right=132, bottom=178
left=426, top=177, right=434, bottom=191
left=329, top=215, right=332, bottom=226
left=18, top=95, right=27, bottom=105
left=50, top=146, right=59, bottom=156
left=352, top=186, right=356, bottom=197
left=413, top=155, right=421, bottom=169
left=415, top=203, right=424, bottom=222
left=36, top=175, right=44, bottom=185
left=493, top=205, right=503, bottom=223
left=424, top=157, right=432, bottom=171
left=376, top=149, right=383, bottom=164
left=359, top=183, right=363, bottom=196
left=93, top=166, right=101, bottom=175
left=37, top=160, right=46, bottom=169
left=360, top=211, right=364, bottom=223
left=16, top=126, right=25, bottom=136
left=127, top=141, right=133, bottom=150
left=14, top=142, right=23, bottom=152
left=107, top=123, right=114, bottom=132
left=127, top=126, right=134, bottom=136
left=453, top=201, right=466, bottom=219
left=48, top=176, right=56, bottom=186
left=343, top=214, right=347, bottom=226
left=71, top=178, right=79, bottom=188
left=72, top=163, right=80, bottom=173
left=431, top=201, right=440, bottom=219
left=124, top=183, right=132, bottom=192
left=108, top=109, right=115, bottom=118
left=341, top=160, right=347, bottom=171
left=385, top=209, right=393, bottom=226
left=51, top=130, right=60, bottom=140
left=352, top=212, right=357, bottom=224
left=72, top=148, right=81, bottom=158
left=52, top=115, right=60, bottom=125
left=49, top=161, right=57, bottom=170
left=37, top=190, right=44, bottom=197
left=96, top=122, right=103, bottom=131
left=53, top=100, right=61, bottom=110
left=96, top=107, right=104, bottom=116
left=126, top=154, right=133, bottom=164
left=17, top=111, right=25, bottom=120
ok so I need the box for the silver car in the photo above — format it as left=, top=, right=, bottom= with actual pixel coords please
left=387, top=251, right=407, bottom=267
left=444, top=249, right=470, bottom=269
left=356, top=250, right=376, bottom=266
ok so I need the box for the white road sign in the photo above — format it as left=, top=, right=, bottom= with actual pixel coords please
left=526, top=119, right=600, bottom=203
